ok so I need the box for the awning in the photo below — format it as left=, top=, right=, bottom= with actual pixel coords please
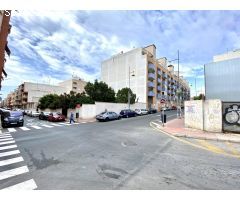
left=5, top=44, right=11, bottom=57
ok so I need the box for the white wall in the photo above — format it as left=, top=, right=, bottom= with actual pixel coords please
left=101, top=48, right=147, bottom=104
left=69, top=102, right=147, bottom=119
left=185, top=99, right=223, bottom=132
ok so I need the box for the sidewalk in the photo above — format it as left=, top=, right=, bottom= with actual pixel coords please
left=66, top=118, right=96, bottom=123
left=151, top=118, right=240, bottom=143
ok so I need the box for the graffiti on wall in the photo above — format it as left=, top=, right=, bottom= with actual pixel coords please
left=223, top=103, right=240, bottom=133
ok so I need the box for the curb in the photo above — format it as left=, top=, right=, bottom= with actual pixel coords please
left=150, top=121, right=240, bottom=143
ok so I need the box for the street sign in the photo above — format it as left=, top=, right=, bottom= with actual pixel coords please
left=160, top=99, right=166, bottom=104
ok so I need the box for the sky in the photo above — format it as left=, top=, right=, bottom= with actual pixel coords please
left=2, top=10, right=240, bottom=98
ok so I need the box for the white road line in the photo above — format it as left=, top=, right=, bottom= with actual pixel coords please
left=0, top=138, right=13, bottom=142
left=0, top=145, right=17, bottom=151
left=41, top=125, right=53, bottom=128
left=0, top=156, right=24, bottom=167
left=0, top=135, right=12, bottom=139
left=0, top=133, right=11, bottom=137
left=19, top=127, right=30, bottom=131
left=8, top=128, right=17, bottom=133
left=0, top=140, right=15, bottom=146
left=2, top=179, right=37, bottom=190
left=50, top=123, right=62, bottom=126
left=31, top=126, right=42, bottom=130
left=0, top=166, right=29, bottom=181
left=59, top=123, right=71, bottom=126
left=0, top=150, right=20, bottom=158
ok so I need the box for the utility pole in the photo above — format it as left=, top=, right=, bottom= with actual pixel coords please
left=177, top=50, right=181, bottom=118
left=128, top=66, right=135, bottom=109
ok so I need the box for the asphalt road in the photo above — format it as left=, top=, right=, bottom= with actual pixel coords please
left=1, top=111, right=240, bottom=190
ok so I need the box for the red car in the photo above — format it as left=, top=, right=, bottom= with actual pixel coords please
left=48, top=112, right=66, bottom=122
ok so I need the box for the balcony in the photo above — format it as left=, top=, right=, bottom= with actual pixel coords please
left=162, top=74, right=167, bottom=79
left=148, top=63, right=155, bottom=72
left=157, top=78, right=161, bottom=83
left=157, top=86, right=161, bottom=91
left=148, top=73, right=155, bottom=80
left=158, top=70, right=162, bottom=76
left=157, top=94, right=162, bottom=99
left=148, top=81, right=155, bottom=88
left=148, top=91, right=155, bottom=97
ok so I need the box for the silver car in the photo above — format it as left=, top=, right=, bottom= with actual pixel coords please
left=135, top=109, right=149, bottom=115
left=96, top=111, right=121, bottom=122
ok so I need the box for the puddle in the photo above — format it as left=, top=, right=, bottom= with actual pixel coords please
left=96, top=164, right=128, bottom=180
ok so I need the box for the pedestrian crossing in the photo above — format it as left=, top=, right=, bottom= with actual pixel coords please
left=0, top=122, right=84, bottom=134
left=0, top=134, right=37, bottom=190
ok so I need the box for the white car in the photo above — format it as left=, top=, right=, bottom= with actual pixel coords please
left=135, top=109, right=149, bottom=115
left=30, top=111, right=40, bottom=117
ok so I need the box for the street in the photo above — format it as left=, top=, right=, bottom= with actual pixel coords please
left=1, top=111, right=240, bottom=189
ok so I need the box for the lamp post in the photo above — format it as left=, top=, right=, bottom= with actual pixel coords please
left=128, top=66, right=135, bottom=109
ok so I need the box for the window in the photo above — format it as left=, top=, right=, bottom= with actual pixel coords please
left=73, top=87, right=77, bottom=90
left=73, top=82, right=77, bottom=85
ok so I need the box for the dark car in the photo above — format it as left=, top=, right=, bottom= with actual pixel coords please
left=39, top=111, right=50, bottom=120
left=148, top=108, right=158, bottom=114
left=96, top=111, right=121, bottom=122
left=120, top=109, right=137, bottom=118
left=1, top=110, right=24, bottom=128
left=48, top=112, right=66, bottom=122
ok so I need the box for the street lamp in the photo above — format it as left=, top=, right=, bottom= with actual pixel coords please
left=128, top=66, right=135, bottom=109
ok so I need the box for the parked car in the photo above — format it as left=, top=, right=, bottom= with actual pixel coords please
left=148, top=108, right=158, bottom=114
left=96, top=111, right=121, bottom=122
left=30, top=111, right=40, bottom=117
left=39, top=112, right=50, bottom=120
left=171, top=105, right=177, bottom=110
left=119, top=109, right=137, bottom=118
left=1, top=110, right=24, bottom=128
left=48, top=112, right=66, bottom=122
left=135, top=109, right=149, bottom=115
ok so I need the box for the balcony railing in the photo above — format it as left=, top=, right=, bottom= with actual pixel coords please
left=158, top=70, right=162, bottom=76
left=148, top=81, right=155, bottom=88
left=148, top=91, right=155, bottom=97
left=157, top=86, right=161, bottom=91
left=157, top=78, right=161, bottom=83
left=148, top=63, right=155, bottom=71
left=157, top=94, right=162, bottom=99
left=148, top=73, right=155, bottom=80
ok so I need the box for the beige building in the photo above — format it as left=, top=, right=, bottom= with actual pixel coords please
left=58, top=76, right=87, bottom=94
left=101, top=44, right=190, bottom=110
left=213, top=49, right=240, bottom=62
left=3, top=77, right=88, bottom=110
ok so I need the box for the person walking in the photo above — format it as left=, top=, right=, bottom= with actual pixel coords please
left=70, top=112, right=75, bottom=124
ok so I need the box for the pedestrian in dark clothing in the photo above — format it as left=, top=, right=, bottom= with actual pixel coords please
left=70, top=112, right=75, bottom=124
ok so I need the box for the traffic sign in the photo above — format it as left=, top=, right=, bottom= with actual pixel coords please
left=160, top=99, right=166, bottom=104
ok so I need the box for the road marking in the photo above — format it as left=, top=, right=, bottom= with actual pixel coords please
left=2, top=179, right=37, bottom=190
left=197, top=140, right=227, bottom=154
left=31, top=126, right=42, bottom=130
left=50, top=123, right=62, bottom=126
left=0, top=135, right=12, bottom=139
left=19, top=127, right=31, bottom=131
left=59, top=123, right=71, bottom=126
left=0, top=145, right=17, bottom=151
left=0, top=166, right=29, bottom=181
left=0, top=150, right=20, bottom=158
left=0, top=156, right=24, bottom=167
left=7, top=128, right=17, bottom=133
left=0, top=133, right=11, bottom=137
left=0, top=140, right=15, bottom=146
left=225, top=142, right=240, bottom=156
left=41, top=125, right=53, bottom=128
left=0, top=138, right=13, bottom=142
left=81, top=122, right=87, bottom=124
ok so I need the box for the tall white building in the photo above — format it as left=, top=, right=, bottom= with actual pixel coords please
left=101, top=44, right=190, bottom=110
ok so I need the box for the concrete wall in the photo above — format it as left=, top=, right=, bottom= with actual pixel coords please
left=68, top=102, right=147, bottom=119
left=185, top=99, right=223, bottom=132
left=204, top=100, right=222, bottom=132
left=184, top=100, right=204, bottom=130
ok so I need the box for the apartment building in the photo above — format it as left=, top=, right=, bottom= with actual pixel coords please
left=205, top=49, right=240, bottom=101
left=3, top=77, right=88, bottom=110
left=0, top=10, right=11, bottom=90
left=58, top=76, right=87, bottom=94
left=101, top=44, right=190, bottom=110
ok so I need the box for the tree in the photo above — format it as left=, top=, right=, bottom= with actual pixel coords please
left=38, top=94, right=61, bottom=109
left=116, top=87, right=136, bottom=104
left=84, top=80, right=116, bottom=102
left=193, top=93, right=205, bottom=100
